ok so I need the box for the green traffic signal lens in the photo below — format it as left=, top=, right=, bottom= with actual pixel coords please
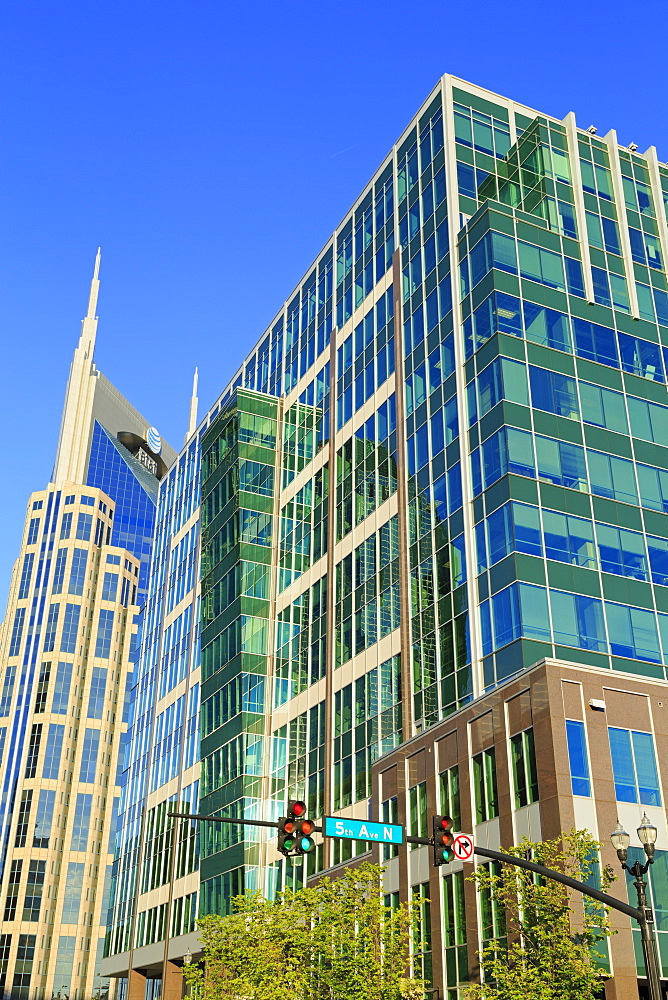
left=300, top=836, right=315, bottom=853
left=284, top=837, right=295, bottom=851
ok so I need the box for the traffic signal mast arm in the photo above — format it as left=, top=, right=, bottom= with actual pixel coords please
left=167, top=811, right=641, bottom=922
left=167, top=812, right=323, bottom=832
left=167, top=812, right=438, bottom=844
left=475, top=844, right=643, bottom=923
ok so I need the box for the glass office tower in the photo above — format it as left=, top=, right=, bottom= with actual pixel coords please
left=103, top=74, right=668, bottom=1000
left=0, top=253, right=175, bottom=999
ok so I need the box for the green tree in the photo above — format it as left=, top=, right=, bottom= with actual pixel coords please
left=183, top=862, right=427, bottom=1000
left=463, top=830, right=614, bottom=1000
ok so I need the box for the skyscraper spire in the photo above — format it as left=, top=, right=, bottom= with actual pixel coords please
left=185, top=366, right=199, bottom=443
left=79, top=246, right=101, bottom=359
left=52, top=248, right=103, bottom=483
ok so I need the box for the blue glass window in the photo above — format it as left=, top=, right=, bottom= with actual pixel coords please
left=86, top=422, right=158, bottom=601
left=628, top=396, right=668, bottom=444
left=618, top=332, right=664, bottom=382
left=101, top=571, right=118, bottom=602
left=60, top=604, right=80, bottom=655
left=543, top=511, right=595, bottom=568
left=67, top=549, right=88, bottom=596
left=43, top=603, right=60, bottom=653
left=51, top=549, right=67, bottom=595
left=518, top=242, right=565, bottom=290
left=608, top=727, right=661, bottom=806
left=52, top=662, right=72, bottom=714
left=485, top=502, right=542, bottom=567
left=0, top=668, right=16, bottom=715
left=27, top=518, right=40, bottom=545
left=79, top=728, right=100, bottom=783
left=529, top=366, right=579, bottom=419
left=587, top=450, right=637, bottom=505
left=596, top=524, right=647, bottom=581
left=94, top=610, right=114, bottom=659
left=605, top=603, right=661, bottom=663
left=573, top=318, right=619, bottom=368
left=523, top=302, right=571, bottom=352
left=42, top=724, right=64, bottom=780
left=457, top=162, right=477, bottom=199
left=18, top=553, right=34, bottom=600
left=477, top=358, right=528, bottom=417
left=60, top=512, right=72, bottom=539
left=469, top=231, right=517, bottom=290
left=585, top=212, right=620, bottom=255
left=76, top=513, right=92, bottom=541
left=70, top=794, right=92, bottom=851
left=647, top=536, right=668, bottom=586
left=550, top=590, right=606, bottom=652
left=536, top=436, right=586, bottom=490
left=592, top=268, right=629, bottom=311
left=566, top=720, right=591, bottom=796
left=33, top=789, right=55, bottom=848
left=484, top=582, right=550, bottom=652
left=565, top=257, right=585, bottom=297
left=9, top=608, right=26, bottom=657
left=61, top=863, right=84, bottom=923
left=637, top=464, right=668, bottom=514
left=580, top=382, right=628, bottom=434
left=87, top=667, right=107, bottom=719
left=470, top=292, right=522, bottom=354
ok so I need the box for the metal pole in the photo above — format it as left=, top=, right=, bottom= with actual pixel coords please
left=631, top=866, right=663, bottom=1000
left=478, top=845, right=664, bottom=1000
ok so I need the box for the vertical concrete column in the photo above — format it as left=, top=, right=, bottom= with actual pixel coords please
left=604, top=969, right=640, bottom=1000
left=440, top=73, right=484, bottom=696
left=563, top=111, right=596, bottom=304
left=322, top=328, right=339, bottom=871
left=604, top=128, right=640, bottom=320
left=391, top=249, right=414, bottom=742
left=126, top=969, right=147, bottom=1000
left=161, top=961, right=184, bottom=1000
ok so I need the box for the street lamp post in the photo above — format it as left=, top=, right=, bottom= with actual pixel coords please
left=611, top=815, right=663, bottom=1000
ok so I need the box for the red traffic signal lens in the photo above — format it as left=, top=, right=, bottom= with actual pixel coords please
left=299, top=819, right=315, bottom=836
left=440, top=815, right=453, bottom=831
left=289, top=800, right=306, bottom=817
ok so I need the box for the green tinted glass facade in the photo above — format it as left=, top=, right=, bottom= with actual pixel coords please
left=105, top=73, right=668, bottom=998
left=194, top=78, right=668, bottom=908
left=199, top=390, right=281, bottom=905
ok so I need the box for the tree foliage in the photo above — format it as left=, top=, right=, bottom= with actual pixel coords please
left=183, top=862, right=426, bottom=1000
left=463, top=829, right=614, bottom=1000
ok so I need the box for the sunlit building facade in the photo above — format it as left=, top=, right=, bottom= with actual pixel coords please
left=103, top=74, right=668, bottom=1000
left=0, top=254, right=175, bottom=999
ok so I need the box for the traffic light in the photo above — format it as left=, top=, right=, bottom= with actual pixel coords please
left=277, top=801, right=316, bottom=856
left=277, top=816, right=297, bottom=856
left=433, top=815, right=455, bottom=866
left=294, top=815, right=316, bottom=855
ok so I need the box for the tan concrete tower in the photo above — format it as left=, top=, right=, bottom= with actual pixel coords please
left=0, top=253, right=174, bottom=1000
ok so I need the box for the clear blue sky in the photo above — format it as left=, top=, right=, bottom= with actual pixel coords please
left=0, top=0, right=666, bottom=600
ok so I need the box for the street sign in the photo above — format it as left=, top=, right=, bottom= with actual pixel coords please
left=453, top=833, right=474, bottom=861
left=324, top=816, right=404, bottom=845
